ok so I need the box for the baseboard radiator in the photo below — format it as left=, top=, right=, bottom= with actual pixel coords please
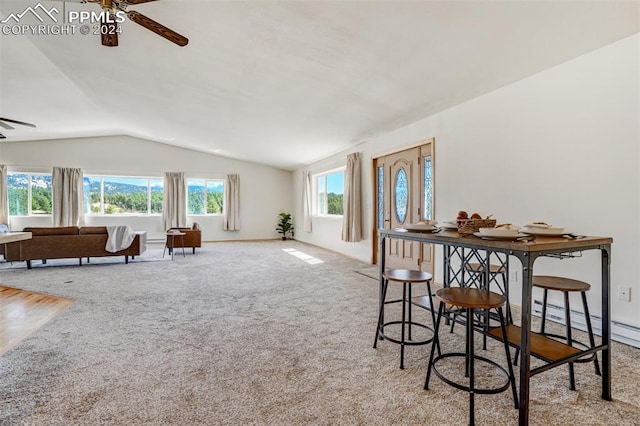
left=532, top=299, right=640, bottom=349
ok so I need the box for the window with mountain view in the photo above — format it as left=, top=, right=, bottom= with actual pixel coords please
left=315, top=169, right=344, bottom=216
left=7, top=173, right=52, bottom=216
left=187, top=179, right=224, bottom=215
left=9, top=173, right=223, bottom=217
left=84, top=176, right=163, bottom=215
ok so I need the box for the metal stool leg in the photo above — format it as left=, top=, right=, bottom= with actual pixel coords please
left=424, top=303, right=445, bottom=390
left=467, top=307, right=475, bottom=425
left=426, top=280, right=441, bottom=356
left=581, top=291, right=602, bottom=376
left=373, top=279, right=389, bottom=348
left=400, top=282, right=407, bottom=369
left=498, top=307, right=519, bottom=408
left=564, top=291, right=576, bottom=391
left=407, top=282, right=413, bottom=341
left=500, top=271, right=514, bottom=324
left=480, top=273, right=488, bottom=351
left=540, top=289, right=549, bottom=333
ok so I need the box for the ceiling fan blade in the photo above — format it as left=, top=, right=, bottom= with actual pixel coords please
left=127, top=11, right=188, bottom=46
left=0, top=121, right=15, bottom=130
left=101, top=15, right=119, bottom=46
left=122, top=0, right=158, bottom=4
left=0, top=117, right=36, bottom=128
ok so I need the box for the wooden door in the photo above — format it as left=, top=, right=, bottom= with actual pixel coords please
left=373, top=141, right=434, bottom=274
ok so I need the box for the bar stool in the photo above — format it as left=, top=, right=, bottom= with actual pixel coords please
left=514, top=275, right=601, bottom=390
left=425, top=287, right=518, bottom=425
left=373, top=269, right=438, bottom=369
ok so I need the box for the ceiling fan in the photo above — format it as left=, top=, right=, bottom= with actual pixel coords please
left=74, top=0, right=188, bottom=47
left=0, top=118, right=36, bottom=140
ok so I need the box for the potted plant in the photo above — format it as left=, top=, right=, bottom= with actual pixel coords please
left=276, top=212, right=294, bottom=240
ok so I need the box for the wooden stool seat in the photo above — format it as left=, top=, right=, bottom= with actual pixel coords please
left=437, top=287, right=505, bottom=310
left=384, top=269, right=432, bottom=283
left=533, top=275, right=591, bottom=292
left=464, top=263, right=506, bottom=275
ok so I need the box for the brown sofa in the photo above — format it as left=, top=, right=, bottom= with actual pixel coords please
left=165, top=224, right=202, bottom=254
left=2, top=226, right=147, bottom=269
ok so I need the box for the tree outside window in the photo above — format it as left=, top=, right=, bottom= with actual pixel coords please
left=316, top=169, right=344, bottom=216
left=83, top=176, right=163, bottom=215
left=7, top=173, right=52, bottom=216
left=188, top=179, right=225, bottom=215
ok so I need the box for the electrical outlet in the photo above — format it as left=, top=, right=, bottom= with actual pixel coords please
left=617, top=286, right=631, bottom=302
left=509, top=270, right=518, bottom=282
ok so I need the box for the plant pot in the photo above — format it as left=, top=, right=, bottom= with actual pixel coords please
left=282, top=236, right=287, bottom=241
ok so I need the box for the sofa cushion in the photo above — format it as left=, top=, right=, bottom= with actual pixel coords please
left=23, top=226, right=79, bottom=236
left=79, top=226, right=108, bottom=235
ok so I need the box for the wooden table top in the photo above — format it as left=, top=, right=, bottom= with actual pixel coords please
left=379, top=229, right=612, bottom=254
left=0, top=232, right=32, bottom=244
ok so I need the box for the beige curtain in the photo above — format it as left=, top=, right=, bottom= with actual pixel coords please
left=341, top=152, right=362, bottom=242
left=0, top=165, right=8, bottom=226
left=302, top=170, right=312, bottom=233
left=224, top=174, right=240, bottom=231
left=52, top=167, right=84, bottom=227
left=162, top=172, right=187, bottom=230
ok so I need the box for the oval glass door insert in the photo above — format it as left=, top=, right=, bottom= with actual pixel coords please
left=395, top=168, right=408, bottom=223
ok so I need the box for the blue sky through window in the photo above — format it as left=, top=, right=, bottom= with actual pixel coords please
left=327, top=172, right=344, bottom=194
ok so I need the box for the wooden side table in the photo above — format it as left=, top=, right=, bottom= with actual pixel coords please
left=163, top=232, right=186, bottom=260
left=0, top=231, right=32, bottom=260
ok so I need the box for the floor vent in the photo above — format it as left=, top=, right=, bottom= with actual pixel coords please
left=532, top=299, right=640, bottom=349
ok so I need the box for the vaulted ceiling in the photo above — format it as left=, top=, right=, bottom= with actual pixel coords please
left=1, top=0, right=638, bottom=170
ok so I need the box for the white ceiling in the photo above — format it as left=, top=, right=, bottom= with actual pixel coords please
left=1, top=0, right=638, bottom=170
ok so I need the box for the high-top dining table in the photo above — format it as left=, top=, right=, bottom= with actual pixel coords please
left=378, top=228, right=612, bottom=426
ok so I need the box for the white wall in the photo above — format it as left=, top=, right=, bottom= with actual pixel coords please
left=0, top=135, right=293, bottom=242
left=293, top=34, right=640, bottom=327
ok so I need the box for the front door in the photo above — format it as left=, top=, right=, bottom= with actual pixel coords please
left=374, top=140, right=435, bottom=274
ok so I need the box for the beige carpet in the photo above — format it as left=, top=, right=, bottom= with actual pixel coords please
left=0, top=241, right=638, bottom=425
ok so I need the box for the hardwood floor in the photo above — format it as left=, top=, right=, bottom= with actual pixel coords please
left=0, top=286, right=73, bottom=356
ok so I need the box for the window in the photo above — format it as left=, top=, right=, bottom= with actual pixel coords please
left=377, top=166, right=384, bottom=229
left=84, top=176, right=163, bottom=215
left=8, top=173, right=52, bottom=216
left=423, top=155, right=433, bottom=221
left=150, top=179, right=163, bottom=214
left=187, top=179, right=224, bottom=215
left=315, top=169, right=344, bottom=216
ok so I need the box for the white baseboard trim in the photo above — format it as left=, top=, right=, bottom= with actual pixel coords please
left=532, top=299, right=640, bottom=349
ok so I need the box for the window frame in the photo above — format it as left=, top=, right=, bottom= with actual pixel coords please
left=84, top=175, right=163, bottom=216
left=186, top=178, right=225, bottom=216
left=7, top=172, right=53, bottom=217
left=313, top=167, right=345, bottom=217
